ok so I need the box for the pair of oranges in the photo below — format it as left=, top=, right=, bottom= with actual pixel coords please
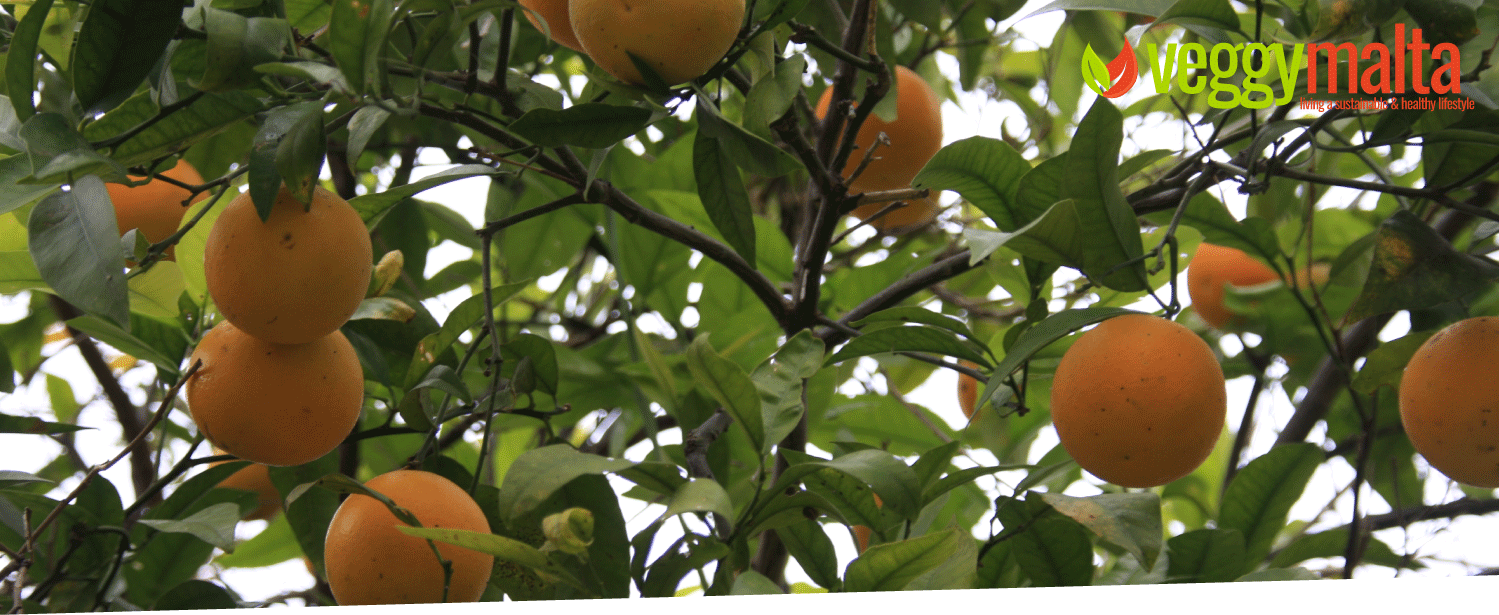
left=113, top=161, right=373, bottom=471
left=112, top=165, right=491, bottom=605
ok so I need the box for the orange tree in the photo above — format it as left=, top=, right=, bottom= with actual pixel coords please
left=2, top=0, right=1499, bottom=608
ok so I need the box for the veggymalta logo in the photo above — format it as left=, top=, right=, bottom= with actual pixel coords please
left=1079, top=25, right=1469, bottom=111
left=1082, top=39, right=1139, bottom=99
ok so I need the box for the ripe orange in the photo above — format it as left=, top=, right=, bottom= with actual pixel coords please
left=815, top=65, right=944, bottom=193
left=1185, top=243, right=1280, bottom=331
left=186, top=320, right=364, bottom=467
left=520, top=0, right=584, bottom=52
left=204, top=185, right=372, bottom=346
left=1399, top=317, right=1499, bottom=488
left=957, top=359, right=981, bottom=419
left=570, top=0, right=744, bottom=86
left=108, top=159, right=206, bottom=259
left=1050, top=314, right=1227, bottom=488
left=815, top=66, right=945, bottom=231
left=213, top=455, right=281, bottom=521
left=324, top=470, right=495, bottom=605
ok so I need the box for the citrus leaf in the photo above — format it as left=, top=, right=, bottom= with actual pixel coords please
left=1218, top=443, right=1322, bottom=572
left=1041, top=492, right=1162, bottom=570
left=843, top=526, right=966, bottom=592
left=28, top=178, right=129, bottom=328
left=71, top=0, right=184, bottom=114
left=686, top=334, right=765, bottom=452
left=509, top=103, right=653, bottom=148
left=912, top=136, right=1031, bottom=231
left=826, top=324, right=988, bottom=366
left=138, top=502, right=242, bottom=553
left=495, top=444, right=633, bottom=521
left=1166, top=527, right=1246, bottom=583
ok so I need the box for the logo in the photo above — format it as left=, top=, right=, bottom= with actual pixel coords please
left=1082, top=39, right=1138, bottom=98
left=1077, top=24, right=1464, bottom=110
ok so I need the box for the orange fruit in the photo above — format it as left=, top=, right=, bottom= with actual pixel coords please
left=1050, top=314, right=1226, bottom=488
left=108, top=159, right=207, bottom=260
left=213, top=454, right=281, bottom=521
left=204, top=185, right=373, bottom=345
left=1185, top=243, right=1280, bottom=331
left=520, top=0, right=584, bottom=52
left=186, top=320, right=364, bottom=466
left=957, top=359, right=981, bottom=419
left=570, top=0, right=744, bottom=86
left=324, top=470, right=495, bottom=605
left=1399, top=317, right=1499, bottom=488
left=815, top=66, right=945, bottom=231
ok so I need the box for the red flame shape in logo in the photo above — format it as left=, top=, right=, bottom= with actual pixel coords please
left=1098, top=38, right=1138, bottom=99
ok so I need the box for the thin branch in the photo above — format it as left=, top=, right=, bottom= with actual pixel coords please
left=822, top=250, right=980, bottom=347
left=49, top=297, right=156, bottom=502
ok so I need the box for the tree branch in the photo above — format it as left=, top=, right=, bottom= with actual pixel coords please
left=49, top=297, right=156, bottom=503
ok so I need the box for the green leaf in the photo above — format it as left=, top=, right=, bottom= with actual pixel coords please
left=826, top=324, right=988, bottom=366
left=65, top=314, right=183, bottom=375
left=329, top=0, right=394, bottom=94
left=267, top=453, right=340, bottom=579
left=214, top=515, right=301, bottom=569
left=196, top=9, right=291, bottom=93
left=1344, top=209, right=1499, bottom=323
left=85, top=90, right=265, bottom=167
left=495, top=444, right=633, bottom=521
left=154, top=580, right=238, bottom=611
left=851, top=306, right=983, bottom=347
left=660, top=479, right=735, bottom=530
left=1155, top=0, right=1244, bottom=33
left=977, top=307, right=1136, bottom=414
left=28, top=178, right=130, bottom=328
left=902, top=530, right=978, bottom=591
left=773, top=449, right=923, bottom=519
left=344, top=105, right=389, bottom=165
left=730, top=570, right=785, bottom=595
left=20, top=113, right=128, bottom=183
left=6, top=0, right=54, bottom=122
left=349, top=164, right=505, bottom=225
left=1144, top=191, right=1280, bottom=262
left=695, top=96, right=803, bottom=178
left=1059, top=98, right=1148, bottom=291
left=1269, top=528, right=1422, bottom=570
left=995, top=494, right=1094, bottom=587
left=743, top=56, right=807, bottom=138
left=686, top=334, right=766, bottom=453
left=1166, top=528, right=1246, bottom=583
left=509, top=104, right=653, bottom=148
left=1039, top=492, right=1163, bottom=570
left=912, top=136, right=1032, bottom=231
left=777, top=518, right=841, bottom=591
left=398, top=526, right=589, bottom=593
left=692, top=129, right=757, bottom=265
left=137, top=502, right=242, bottom=553
left=71, top=0, right=185, bottom=114
left=0, top=155, right=63, bottom=216
left=275, top=103, right=326, bottom=205
left=0, top=470, right=52, bottom=489
left=843, top=526, right=967, bottom=592
left=0, top=412, right=89, bottom=434
left=1218, top=443, right=1322, bottom=572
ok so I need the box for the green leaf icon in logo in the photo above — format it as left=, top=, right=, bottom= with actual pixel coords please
left=1080, top=39, right=1138, bottom=99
